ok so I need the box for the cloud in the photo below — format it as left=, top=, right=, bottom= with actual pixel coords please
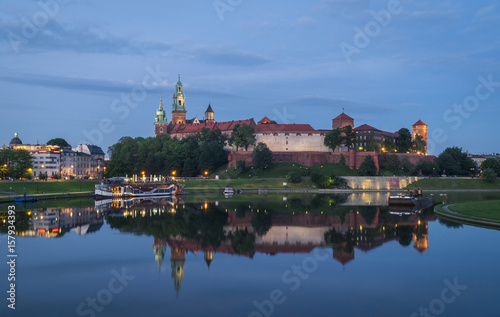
left=192, top=47, right=271, bottom=66
left=296, top=17, right=317, bottom=28
left=475, top=4, right=496, bottom=18
left=314, top=0, right=370, bottom=18
left=0, top=72, right=167, bottom=94
left=0, top=20, right=171, bottom=55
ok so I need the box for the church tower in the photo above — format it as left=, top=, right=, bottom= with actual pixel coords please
left=170, top=246, right=186, bottom=296
left=204, top=104, right=214, bottom=124
left=412, top=120, right=428, bottom=154
left=153, top=237, right=167, bottom=275
left=171, top=75, right=187, bottom=124
left=154, top=96, right=168, bottom=136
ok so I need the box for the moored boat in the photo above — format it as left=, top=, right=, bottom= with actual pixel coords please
left=388, top=189, right=433, bottom=206
left=95, top=177, right=180, bottom=199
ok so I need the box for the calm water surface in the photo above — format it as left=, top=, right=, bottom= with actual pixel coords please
left=1, top=192, right=499, bottom=317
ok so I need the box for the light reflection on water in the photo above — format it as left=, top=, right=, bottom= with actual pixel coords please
left=1, top=192, right=499, bottom=317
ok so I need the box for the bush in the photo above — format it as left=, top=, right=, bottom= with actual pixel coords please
left=339, top=154, right=346, bottom=166
left=287, top=171, right=302, bottom=183
left=236, top=160, right=248, bottom=175
left=39, top=172, right=48, bottom=180
left=358, top=155, right=377, bottom=176
left=482, top=168, right=497, bottom=183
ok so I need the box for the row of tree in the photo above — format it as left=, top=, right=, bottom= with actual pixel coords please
left=0, top=149, right=33, bottom=179
left=358, top=147, right=489, bottom=177
left=323, top=127, right=426, bottom=153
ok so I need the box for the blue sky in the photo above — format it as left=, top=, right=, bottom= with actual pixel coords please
left=1, top=0, right=499, bottom=155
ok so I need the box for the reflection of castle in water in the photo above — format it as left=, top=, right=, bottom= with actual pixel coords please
left=18, top=206, right=103, bottom=238
left=149, top=204, right=435, bottom=295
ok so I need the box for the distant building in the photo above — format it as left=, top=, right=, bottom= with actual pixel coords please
left=72, top=144, right=105, bottom=179
left=31, top=148, right=61, bottom=178
left=354, top=124, right=398, bottom=152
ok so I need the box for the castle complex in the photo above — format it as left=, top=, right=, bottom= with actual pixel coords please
left=154, top=76, right=431, bottom=169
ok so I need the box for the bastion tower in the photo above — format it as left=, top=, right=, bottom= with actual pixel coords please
left=171, top=75, right=187, bottom=124
left=412, top=120, right=428, bottom=154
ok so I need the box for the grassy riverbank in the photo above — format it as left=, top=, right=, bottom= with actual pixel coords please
left=0, top=181, right=97, bottom=195
left=407, top=178, right=500, bottom=190
left=215, top=162, right=357, bottom=179
left=435, top=200, right=500, bottom=225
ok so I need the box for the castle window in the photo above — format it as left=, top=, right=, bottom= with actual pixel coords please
left=160, top=127, right=163, bottom=133
left=285, top=133, right=289, bottom=136
left=286, top=148, right=288, bottom=151
left=308, top=133, right=312, bottom=136
left=178, top=100, right=181, bottom=105
left=286, top=141, right=288, bottom=145
left=320, top=133, right=324, bottom=136
left=296, top=133, right=301, bottom=136
left=274, top=133, right=278, bottom=136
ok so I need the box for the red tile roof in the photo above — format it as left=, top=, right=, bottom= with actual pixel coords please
left=167, top=119, right=256, bottom=134
left=333, top=113, right=354, bottom=121
left=381, top=131, right=399, bottom=138
left=258, top=116, right=272, bottom=124
left=254, top=124, right=317, bottom=133
left=354, top=124, right=380, bottom=131
left=412, top=119, right=427, bottom=127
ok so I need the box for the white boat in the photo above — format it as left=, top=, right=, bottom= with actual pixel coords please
left=95, top=177, right=179, bottom=199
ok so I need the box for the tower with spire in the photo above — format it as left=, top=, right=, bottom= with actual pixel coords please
left=154, top=96, right=169, bottom=136
left=171, top=75, right=187, bottom=124
left=170, top=246, right=186, bottom=297
left=204, top=104, right=214, bottom=124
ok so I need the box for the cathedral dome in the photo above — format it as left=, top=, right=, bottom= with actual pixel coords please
left=9, top=132, right=22, bottom=147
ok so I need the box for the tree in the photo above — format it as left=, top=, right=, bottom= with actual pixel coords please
left=0, top=149, right=33, bottom=179
left=324, top=128, right=342, bottom=152
left=412, top=134, right=426, bottom=153
left=47, top=138, right=71, bottom=148
left=252, top=143, right=272, bottom=170
left=231, top=124, right=256, bottom=151
left=396, top=128, right=412, bottom=153
left=287, top=171, right=302, bottom=183
left=437, top=147, right=477, bottom=176
left=481, top=158, right=500, bottom=176
left=482, top=168, right=497, bottom=183
left=358, top=155, right=377, bottom=176
left=400, top=159, right=414, bottom=176
left=342, top=125, right=355, bottom=149
left=415, top=159, right=438, bottom=176
left=236, top=160, right=248, bottom=175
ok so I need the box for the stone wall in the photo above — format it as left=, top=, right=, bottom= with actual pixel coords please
left=255, top=133, right=330, bottom=152
left=343, top=176, right=422, bottom=190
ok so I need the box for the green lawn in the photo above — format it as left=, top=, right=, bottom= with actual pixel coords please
left=0, top=181, right=98, bottom=195
left=183, top=178, right=314, bottom=190
left=407, top=178, right=500, bottom=190
left=448, top=200, right=500, bottom=222
left=435, top=200, right=500, bottom=224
